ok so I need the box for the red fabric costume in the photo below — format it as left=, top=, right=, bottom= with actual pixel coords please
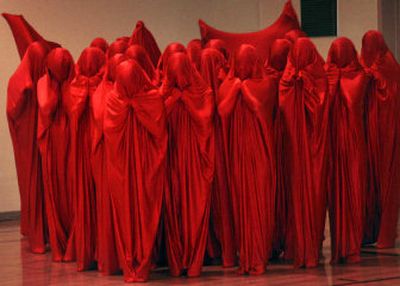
left=7, top=42, right=47, bottom=253
left=107, top=40, right=128, bottom=59
left=129, top=20, right=161, bottom=67
left=187, top=39, right=202, bottom=71
left=37, top=47, right=75, bottom=261
left=361, top=30, right=400, bottom=248
left=104, top=60, right=167, bottom=282
left=218, top=44, right=276, bottom=274
left=91, top=53, right=126, bottom=275
left=125, top=44, right=156, bottom=81
left=326, top=37, right=368, bottom=263
left=205, top=39, right=230, bottom=61
left=161, top=52, right=214, bottom=277
left=200, top=48, right=235, bottom=266
left=279, top=38, right=329, bottom=268
left=63, top=47, right=105, bottom=271
left=199, top=1, right=300, bottom=61
left=90, top=37, right=109, bottom=53
left=264, top=38, right=292, bottom=258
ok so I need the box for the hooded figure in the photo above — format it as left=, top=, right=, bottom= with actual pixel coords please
left=125, top=44, right=156, bottom=81
left=264, top=38, right=292, bottom=258
left=37, top=47, right=75, bottom=261
left=107, top=39, right=128, bottom=59
left=7, top=41, right=48, bottom=253
left=63, top=47, right=105, bottom=271
left=91, top=53, right=126, bottom=275
left=187, top=39, right=202, bottom=71
left=218, top=44, right=277, bottom=275
left=90, top=37, right=109, bottom=53
left=200, top=48, right=235, bottom=266
left=326, top=37, right=368, bottom=263
left=361, top=30, right=400, bottom=248
left=156, top=42, right=187, bottom=84
left=104, top=60, right=167, bottom=282
left=161, top=52, right=214, bottom=277
left=279, top=38, right=329, bottom=268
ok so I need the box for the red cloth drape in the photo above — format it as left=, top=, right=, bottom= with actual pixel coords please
left=156, top=43, right=187, bottom=84
left=107, top=40, right=128, bottom=59
left=187, top=39, right=202, bottom=71
left=279, top=38, right=329, bottom=268
left=125, top=44, right=156, bottom=81
left=326, top=37, right=368, bottom=263
left=91, top=53, right=126, bottom=275
left=264, top=39, right=292, bottom=258
left=199, top=1, right=300, bottom=61
left=37, top=47, right=75, bottom=261
left=104, top=60, right=167, bottom=282
left=361, top=30, right=400, bottom=248
left=7, top=42, right=47, bottom=253
left=63, top=47, right=105, bottom=271
left=161, top=52, right=214, bottom=277
left=205, top=39, right=230, bottom=61
left=2, top=13, right=60, bottom=59
left=129, top=21, right=161, bottom=67
left=90, top=37, right=109, bottom=53
left=218, top=44, right=276, bottom=274
left=200, top=48, right=236, bottom=266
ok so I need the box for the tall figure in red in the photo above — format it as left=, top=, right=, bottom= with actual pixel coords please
left=37, top=48, right=75, bottom=261
left=264, top=38, right=292, bottom=259
left=104, top=60, right=167, bottom=282
left=63, top=47, right=105, bottom=271
left=361, top=30, right=400, bottom=248
left=91, top=53, right=126, bottom=274
left=279, top=38, right=329, bottom=268
left=7, top=41, right=47, bottom=254
left=161, top=52, right=214, bottom=277
left=218, top=44, right=276, bottom=275
left=200, top=48, right=236, bottom=267
left=326, top=37, right=368, bottom=263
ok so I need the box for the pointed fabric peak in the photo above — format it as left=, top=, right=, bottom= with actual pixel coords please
left=129, top=20, right=161, bottom=67
left=199, top=0, right=301, bottom=61
left=2, top=13, right=60, bottom=59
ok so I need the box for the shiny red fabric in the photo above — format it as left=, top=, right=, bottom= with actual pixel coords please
left=218, top=44, right=276, bottom=274
left=104, top=60, right=167, bottom=282
left=284, top=29, right=307, bottom=44
left=2, top=13, right=60, bottom=59
left=90, top=37, right=109, bottom=53
left=361, top=30, right=400, bottom=248
left=91, top=53, right=126, bottom=275
left=156, top=42, right=187, bottom=82
left=129, top=21, right=161, bottom=67
left=37, top=47, right=75, bottom=261
left=264, top=39, right=291, bottom=258
left=205, top=39, right=229, bottom=60
left=125, top=44, right=156, bottom=81
left=107, top=40, right=128, bottom=59
left=199, top=1, right=300, bottom=61
left=200, top=48, right=235, bottom=266
left=187, top=39, right=202, bottom=71
left=161, top=53, right=214, bottom=277
left=326, top=37, right=368, bottom=263
left=63, top=47, right=105, bottom=271
left=279, top=38, right=329, bottom=268
left=7, top=42, right=47, bottom=253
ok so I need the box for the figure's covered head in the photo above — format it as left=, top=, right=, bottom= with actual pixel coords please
left=115, top=59, right=153, bottom=97
left=77, top=47, right=106, bottom=77
left=46, top=47, right=75, bottom=82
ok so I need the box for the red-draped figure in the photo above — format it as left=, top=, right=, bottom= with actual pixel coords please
left=279, top=38, right=329, bottom=268
left=161, top=52, right=214, bottom=277
left=91, top=53, right=126, bottom=275
left=37, top=48, right=75, bottom=261
left=200, top=47, right=235, bottom=266
left=264, top=39, right=292, bottom=258
left=326, top=37, right=368, bottom=263
left=156, top=43, right=187, bottom=84
left=361, top=30, right=400, bottom=248
left=63, top=47, right=105, bottom=271
left=104, top=60, right=167, bottom=282
left=90, top=37, right=109, bottom=53
left=218, top=44, right=276, bottom=275
left=125, top=44, right=156, bottom=81
left=187, top=39, right=202, bottom=71
left=7, top=41, right=47, bottom=253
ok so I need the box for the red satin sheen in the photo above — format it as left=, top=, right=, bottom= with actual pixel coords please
left=125, top=44, right=156, bottom=81
left=7, top=42, right=47, bottom=253
left=37, top=47, right=75, bottom=261
left=199, top=1, right=300, bottom=61
left=156, top=42, right=187, bottom=83
left=326, top=37, right=368, bottom=263
left=218, top=44, right=276, bottom=275
left=205, top=39, right=230, bottom=61
left=63, top=47, right=105, bottom=271
left=200, top=48, right=235, bottom=266
left=107, top=40, right=128, bottom=59
left=279, top=38, right=329, bottom=268
left=361, top=30, right=400, bottom=249
left=187, top=39, right=202, bottom=71
left=104, top=60, right=167, bottom=282
left=90, top=37, right=109, bottom=53
left=129, top=21, right=161, bottom=67
left=161, top=53, right=214, bottom=277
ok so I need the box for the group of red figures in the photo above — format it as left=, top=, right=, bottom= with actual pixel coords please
left=6, top=22, right=400, bottom=282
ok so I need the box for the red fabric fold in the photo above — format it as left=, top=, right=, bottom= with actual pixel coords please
left=129, top=21, right=161, bottom=67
